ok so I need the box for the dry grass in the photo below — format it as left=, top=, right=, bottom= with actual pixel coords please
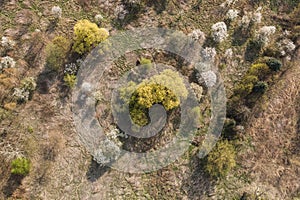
left=239, top=59, right=300, bottom=198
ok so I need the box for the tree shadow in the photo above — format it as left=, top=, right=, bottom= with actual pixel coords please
left=3, top=174, right=24, bottom=198
left=46, top=19, right=59, bottom=34
left=145, top=0, right=167, bottom=14
left=86, top=159, right=110, bottom=182
left=244, top=40, right=263, bottom=62
left=232, top=26, right=251, bottom=46
left=36, top=70, right=58, bottom=94
left=182, top=155, right=216, bottom=199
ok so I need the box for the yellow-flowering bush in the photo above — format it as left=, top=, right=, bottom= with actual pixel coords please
left=72, top=19, right=109, bottom=55
left=234, top=75, right=258, bottom=97
left=119, top=69, right=187, bottom=126
left=129, top=83, right=179, bottom=126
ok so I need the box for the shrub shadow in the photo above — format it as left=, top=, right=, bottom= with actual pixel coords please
left=182, top=155, right=216, bottom=199
left=86, top=159, right=109, bottom=182
left=3, top=174, right=24, bottom=198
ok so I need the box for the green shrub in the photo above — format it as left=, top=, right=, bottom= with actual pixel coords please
left=11, top=157, right=31, bottom=175
left=45, top=36, right=70, bottom=71
left=72, top=19, right=109, bottom=55
left=234, top=75, right=258, bottom=97
left=205, top=140, right=236, bottom=178
left=222, top=118, right=237, bottom=139
left=248, top=63, right=270, bottom=79
left=140, top=57, right=152, bottom=66
left=266, top=58, right=282, bottom=72
left=253, top=81, right=268, bottom=93
left=245, top=39, right=263, bottom=62
left=63, top=74, right=76, bottom=88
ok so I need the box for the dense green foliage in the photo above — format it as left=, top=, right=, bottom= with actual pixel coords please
left=205, top=140, right=236, bottom=178
left=266, top=58, right=282, bottom=72
left=11, top=157, right=31, bottom=176
left=45, top=36, right=70, bottom=71
left=234, top=62, right=272, bottom=98
left=253, top=81, right=268, bottom=93
left=72, top=19, right=109, bottom=55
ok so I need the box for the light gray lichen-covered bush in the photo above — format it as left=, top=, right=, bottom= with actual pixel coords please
left=277, top=38, right=296, bottom=56
left=93, top=139, right=121, bottom=164
left=94, top=14, right=104, bottom=24
left=0, top=56, right=16, bottom=72
left=226, top=9, right=239, bottom=20
left=220, top=0, right=238, bottom=8
left=114, top=4, right=128, bottom=20
left=188, top=29, right=206, bottom=43
left=256, top=26, right=276, bottom=45
left=252, top=7, right=262, bottom=24
left=201, top=70, right=217, bottom=88
left=1, top=36, right=15, bottom=50
left=13, top=77, right=36, bottom=103
left=211, top=22, right=228, bottom=43
left=201, top=47, right=217, bottom=62
left=51, top=6, right=62, bottom=18
left=225, top=48, right=233, bottom=59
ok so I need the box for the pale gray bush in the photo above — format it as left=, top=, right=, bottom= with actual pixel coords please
left=211, top=22, right=228, bottom=43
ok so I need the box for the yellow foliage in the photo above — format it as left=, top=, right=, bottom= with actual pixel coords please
left=4, top=102, right=17, bottom=111
left=119, top=69, right=188, bottom=126
left=205, top=140, right=236, bottom=178
left=73, top=19, right=109, bottom=55
left=234, top=75, right=259, bottom=97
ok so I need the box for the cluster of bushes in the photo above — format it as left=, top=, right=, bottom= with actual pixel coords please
left=45, top=19, right=109, bottom=88
left=233, top=57, right=282, bottom=101
left=204, top=57, right=282, bottom=178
